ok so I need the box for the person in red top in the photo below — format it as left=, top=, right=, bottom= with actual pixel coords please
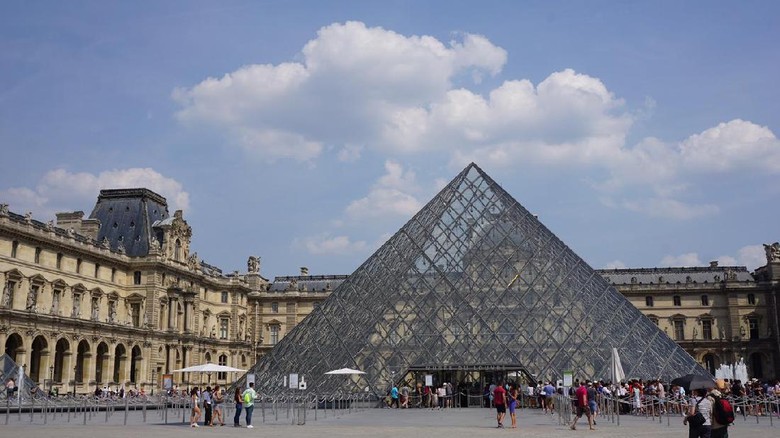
left=493, top=381, right=508, bottom=428
left=569, top=381, right=595, bottom=430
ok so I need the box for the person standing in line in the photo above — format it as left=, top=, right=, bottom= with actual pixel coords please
left=684, top=388, right=712, bottom=438
left=390, top=384, right=399, bottom=409
left=586, top=381, right=598, bottom=425
left=543, top=381, right=556, bottom=414
left=493, top=380, right=508, bottom=428
left=242, top=382, right=257, bottom=429
left=189, top=387, right=201, bottom=428
left=212, top=384, right=225, bottom=426
left=569, top=381, right=595, bottom=430
left=437, top=385, right=446, bottom=409
left=233, top=386, right=243, bottom=427
left=508, top=383, right=519, bottom=428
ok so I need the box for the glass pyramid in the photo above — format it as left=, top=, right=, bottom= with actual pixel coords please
left=248, top=163, right=708, bottom=395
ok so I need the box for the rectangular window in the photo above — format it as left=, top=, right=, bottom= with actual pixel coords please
left=270, top=325, right=280, bottom=345
left=747, top=294, right=756, bottom=305
left=133, top=271, right=142, bottom=285
left=111, top=268, right=116, bottom=283
left=221, top=292, right=228, bottom=303
left=11, top=241, right=18, bottom=258
left=94, top=264, right=100, bottom=278
left=749, top=318, right=759, bottom=340
left=673, top=295, right=681, bottom=306
left=701, top=295, right=709, bottom=306
left=219, top=318, right=228, bottom=339
left=76, top=258, right=82, bottom=274
left=271, top=302, right=279, bottom=313
left=645, top=296, right=654, bottom=307
left=674, top=320, right=684, bottom=341
left=34, top=247, right=41, bottom=264
left=56, top=253, right=63, bottom=269
left=702, top=320, right=712, bottom=340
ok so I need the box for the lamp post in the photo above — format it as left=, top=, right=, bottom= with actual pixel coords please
left=73, top=365, right=77, bottom=396
left=49, top=365, right=54, bottom=395
left=151, top=369, right=156, bottom=396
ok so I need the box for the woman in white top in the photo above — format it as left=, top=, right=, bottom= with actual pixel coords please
left=190, top=387, right=201, bottom=428
left=684, top=388, right=712, bottom=438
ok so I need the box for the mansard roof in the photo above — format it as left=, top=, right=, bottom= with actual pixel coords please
left=598, top=266, right=754, bottom=285
left=89, top=188, right=169, bottom=257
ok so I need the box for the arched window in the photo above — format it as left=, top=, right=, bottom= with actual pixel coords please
left=174, top=239, right=182, bottom=261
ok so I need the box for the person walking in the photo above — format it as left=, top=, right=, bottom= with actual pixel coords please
left=242, top=382, right=257, bottom=429
left=493, top=380, right=508, bottom=428
left=189, top=387, right=201, bottom=428
left=233, top=386, right=243, bottom=427
left=684, top=388, right=712, bottom=438
left=212, top=384, right=225, bottom=426
left=569, top=381, right=595, bottom=430
left=202, top=386, right=213, bottom=426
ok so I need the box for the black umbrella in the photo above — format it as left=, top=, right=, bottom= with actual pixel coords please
left=670, top=374, right=715, bottom=392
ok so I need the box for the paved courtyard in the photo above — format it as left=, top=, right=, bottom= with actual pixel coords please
left=1, top=405, right=776, bottom=438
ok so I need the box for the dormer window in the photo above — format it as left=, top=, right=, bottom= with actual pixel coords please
left=175, top=239, right=182, bottom=261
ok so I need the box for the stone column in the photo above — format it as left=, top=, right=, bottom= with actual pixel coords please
left=168, top=298, right=176, bottom=330
left=63, top=352, right=73, bottom=392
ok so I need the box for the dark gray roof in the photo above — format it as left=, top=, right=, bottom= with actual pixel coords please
left=597, top=266, right=754, bottom=285
left=269, top=275, right=348, bottom=293
left=88, top=188, right=169, bottom=257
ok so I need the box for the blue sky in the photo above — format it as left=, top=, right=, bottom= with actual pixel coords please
left=1, top=1, right=778, bottom=277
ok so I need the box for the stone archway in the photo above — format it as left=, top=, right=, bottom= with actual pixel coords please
left=4, top=333, right=23, bottom=362
left=95, top=342, right=109, bottom=384
left=30, top=335, right=49, bottom=384
left=75, top=340, right=90, bottom=383
left=113, top=344, right=126, bottom=383
left=54, top=338, right=70, bottom=383
left=130, top=346, right=142, bottom=384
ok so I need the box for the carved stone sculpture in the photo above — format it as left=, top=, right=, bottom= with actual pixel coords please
left=764, top=242, right=780, bottom=263
left=26, top=286, right=37, bottom=311
left=1, top=283, right=11, bottom=308
left=247, top=256, right=260, bottom=274
left=187, top=252, right=199, bottom=271
left=0, top=204, right=8, bottom=216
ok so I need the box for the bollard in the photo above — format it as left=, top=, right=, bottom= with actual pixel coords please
left=164, top=397, right=168, bottom=424
left=5, top=398, right=9, bottom=425
left=83, top=398, right=87, bottom=425
left=30, top=396, right=34, bottom=423
left=124, top=396, right=129, bottom=425
left=67, top=399, right=71, bottom=423
left=44, top=396, right=48, bottom=424
left=142, top=397, right=147, bottom=423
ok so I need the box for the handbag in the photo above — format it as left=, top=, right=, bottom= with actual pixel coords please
left=687, top=397, right=706, bottom=427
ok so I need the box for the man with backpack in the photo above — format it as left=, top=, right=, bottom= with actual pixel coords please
left=709, top=389, right=734, bottom=438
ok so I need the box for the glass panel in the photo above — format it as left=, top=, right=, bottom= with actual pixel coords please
left=244, top=163, right=708, bottom=396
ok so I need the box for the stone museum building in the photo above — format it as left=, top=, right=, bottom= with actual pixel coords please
left=1, top=183, right=779, bottom=395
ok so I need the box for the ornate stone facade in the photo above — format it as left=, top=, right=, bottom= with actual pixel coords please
left=0, top=190, right=269, bottom=393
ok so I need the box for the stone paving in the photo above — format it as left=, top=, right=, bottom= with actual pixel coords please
left=1, top=405, right=777, bottom=438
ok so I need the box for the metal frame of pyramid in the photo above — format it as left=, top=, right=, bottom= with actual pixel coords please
left=245, top=163, right=708, bottom=396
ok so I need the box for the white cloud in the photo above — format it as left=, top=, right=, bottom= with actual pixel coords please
left=621, top=198, right=719, bottom=220
left=662, top=245, right=767, bottom=271
left=660, top=253, right=703, bottom=267
left=346, top=160, right=423, bottom=219
left=175, top=21, right=506, bottom=162
left=0, top=168, right=189, bottom=220
left=604, top=260, right=627, bottom=269
left=173, top=21, right=780, bottom=221
left=294, top=234, right=368, bottom=256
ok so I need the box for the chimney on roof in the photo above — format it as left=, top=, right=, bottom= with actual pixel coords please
left=300, top=267, right=309, bottom=276
left=710, top=261, right=718, bottom=268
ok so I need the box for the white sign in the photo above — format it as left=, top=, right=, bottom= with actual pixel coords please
left=289, top=373, right=299, bottom=389
left=247, top=373, right=255, bottom=388
left=563, top=371, right=573, bottom=387
left=425, top=374, right=433, bottom=387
